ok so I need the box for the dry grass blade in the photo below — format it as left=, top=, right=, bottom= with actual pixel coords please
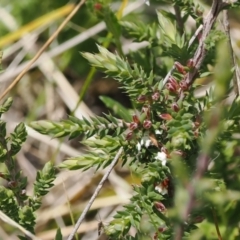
left=0, top=210, right=41, bottom=240
left=67, top=147, right=123, bottom=240
left=0, top=0, right=146, bottom=83
left=0, top=0, right=86, bottom=101
left=38, top=52, right=94, bottom=119
left=0, top=4, right=74, bottom=48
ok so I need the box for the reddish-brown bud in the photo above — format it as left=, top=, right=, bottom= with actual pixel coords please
left=158, top=227, right=166, bottom=233
left=152, top=92, right=160, bottom=101
left=171, top=102, right=180, bottom=112
left=8, top=181, right=18, bottom=188
left=141, top=105, right=151, bottom=119
left=153, top=226, right=166, bottom=239
left=137, top=95, right=147, bottom=103
left=143, top=119, right=152, bottom=129
left=174, top=61, right=186, bottom=75
left=194, top=129, right=199, bottom=138
left=132, top=114, right=140, bottom=124
left=161, top=178, right=170, bottom=188
left=126, top=131, right=134, bottom=141
left=129, top=122, right=138, bottom=130
left=187, top=58, right=194, bottom=69
left=159, top=113, right=173, bottom=120
left=166, top=83, right=178, bottom=93
left=94, top=3, right=102, bottom=10
left=194, top=121, right=200, bottom=128
left=168, top=76, right=179, bottom=88
left=154, top=202, right=166, bottom=212
left=179, top=80, right=188, bottom=91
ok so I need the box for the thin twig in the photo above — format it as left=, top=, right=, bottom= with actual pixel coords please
left=0, top=0, right=86, bottom=101
left=67, top=147, right=123, bottom=240
left=0, top=0, right=145, bottom=84
left=162, top=24, right=203, bottom=87
left=185, top=0, right=225, bottom=86
left=222, top=9, right=240, bottom=95
left=212, top=206, right=223, bottom=240
left=0, top=210, right=41, bottom=240
left=188, top=24, right=203, bottom=49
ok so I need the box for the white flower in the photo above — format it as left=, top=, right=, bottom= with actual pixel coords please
left=137, top=142, right=141, bottom=151
left=155, top=179, right=169, bottom=195
left=155, top=151, right=167, bottom=166
left=155, top=130, right=162, bottom=135
left=141, top=138, right=151, bottom=148
left=136, top=134, right=152, bottom=152
left=155, top=184, right=168, bottom=195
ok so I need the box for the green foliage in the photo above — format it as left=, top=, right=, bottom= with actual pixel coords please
left=60, top=136, right=122, bottom=170
left=172, top=0, right=203, bottom=23
left=0, top=186, right=19, bottom=222
left=99, top=96, right=132, bottom=122
left=29, top=1, right=240, bottom=240
left=31, top=113, right=126, bottom=139
left=55, top=228, right=63, bottom=240
left=121, top=21, right=159, bottom=45
left=0, top=98, right=56, bottom=237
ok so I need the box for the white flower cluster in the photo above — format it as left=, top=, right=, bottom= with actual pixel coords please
left=155, top=151, right=167, bottom=166
left=136, top=136, right=151, bottom=151
left=155, top=183, right=168, bottom=195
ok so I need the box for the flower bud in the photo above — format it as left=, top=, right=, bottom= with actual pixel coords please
left=132, top=114, right=140, bottom=124
left=194, top=121, right=200, bottom=128
left=143, top=119, right=152, bottom=129
left=153, top=226, right=166, bottom=239
left=141, top=105, right=151, bottom=119
left=152, top=92, right=160, bottom=101
left=137, top=95, right=147, bottom=103
left=129, top=122, right=138, bottom=130
left=126, top=131, right=134, bottom=141
left=168, top=76, right=179, bottom=88
left=174, top=61, right=186, bottom=75
left=158, top=227, right=166, bottom=233
left=194, top=129, right=199, bottom=138
left=166, top=83, right=178, bottom=94
left=159, top=113, right=172, bottom=120
left=179, top=80, right=188, bottom=91
left=171, top=102, right=180, bottom=112
left=154, top=202, right=166, bottom=212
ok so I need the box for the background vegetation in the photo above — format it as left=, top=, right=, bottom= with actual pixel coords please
left=1, top=0, right=240, bottom=239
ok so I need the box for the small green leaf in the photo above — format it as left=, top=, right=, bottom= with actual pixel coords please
left=100, top=96, right=131, bottom=122
left=0, top=97, right=13, bottom=116
left=200, top=71, right=213, bottom=78
left=54, top=228, right=63, bottom=240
